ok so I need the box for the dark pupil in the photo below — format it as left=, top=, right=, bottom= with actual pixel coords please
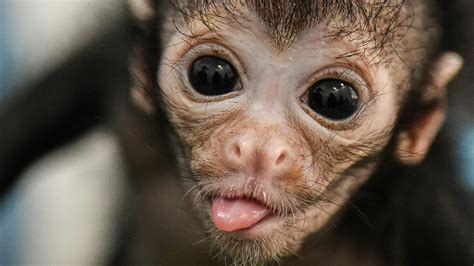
left=308, top=79, right=359, bottom=120
left=189, top=56, right=238, bottom=96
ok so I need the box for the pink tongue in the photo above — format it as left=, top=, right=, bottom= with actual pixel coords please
left=211, top=198, right=271, bottom=232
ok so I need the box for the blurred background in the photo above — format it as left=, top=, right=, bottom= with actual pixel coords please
left=0, top=0, right=472, bottom=265
left=0, top=1, right=127, bottom=264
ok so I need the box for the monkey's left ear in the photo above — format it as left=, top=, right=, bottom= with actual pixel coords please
left=396, top=52, right=463, bottom=165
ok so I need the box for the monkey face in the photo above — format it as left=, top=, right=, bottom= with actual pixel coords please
left=152, top=1, right=451, bottom=264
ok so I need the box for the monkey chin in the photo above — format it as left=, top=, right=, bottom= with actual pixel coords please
left=204, top=213, right=305, bottom=266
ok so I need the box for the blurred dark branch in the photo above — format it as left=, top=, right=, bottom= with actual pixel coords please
left=0, top=17, right=131, bottom=199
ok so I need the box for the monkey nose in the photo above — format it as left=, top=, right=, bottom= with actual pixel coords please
left=225, top=134, right=293, bottom=177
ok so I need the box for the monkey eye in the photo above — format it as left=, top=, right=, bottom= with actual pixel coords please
left=307, top=79, right=359, bottom=120
left=188, top=56, right=239, bottom=96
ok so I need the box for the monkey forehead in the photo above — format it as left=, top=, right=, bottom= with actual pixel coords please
left=167, top=0, right=432, bottom=59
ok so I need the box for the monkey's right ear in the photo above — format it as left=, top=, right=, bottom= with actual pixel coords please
left=396, top=52, right=463, bottom=165
left=129, top=0, right=157, bottom=114
left=130, top=45, right=156, bottom=114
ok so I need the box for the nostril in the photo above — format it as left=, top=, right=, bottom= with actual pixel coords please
left=275, top=150, right=288, bottom=166
left=226, top=136, right=255, bottom=166
left=233, top=144, right=241, bottom=158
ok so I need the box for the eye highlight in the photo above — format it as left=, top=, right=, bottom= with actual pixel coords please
left=307, top=79, right=359, bottom=120
left=188, top=56, right=239, bottom=96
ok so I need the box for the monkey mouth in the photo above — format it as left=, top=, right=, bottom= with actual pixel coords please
left=210, top=196, right=279, bottom=234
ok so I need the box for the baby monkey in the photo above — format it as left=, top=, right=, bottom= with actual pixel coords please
left=122, top=0, right=472, bottom=265
left=0, top=0, right=472, bottom=265
left=124, top=0, right=468, bottom=265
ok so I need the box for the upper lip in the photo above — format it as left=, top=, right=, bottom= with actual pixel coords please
left=206, top=181, right=285, bottom=216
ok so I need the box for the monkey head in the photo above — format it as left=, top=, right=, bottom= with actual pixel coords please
left=129, top=0, right=463, bottom=264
